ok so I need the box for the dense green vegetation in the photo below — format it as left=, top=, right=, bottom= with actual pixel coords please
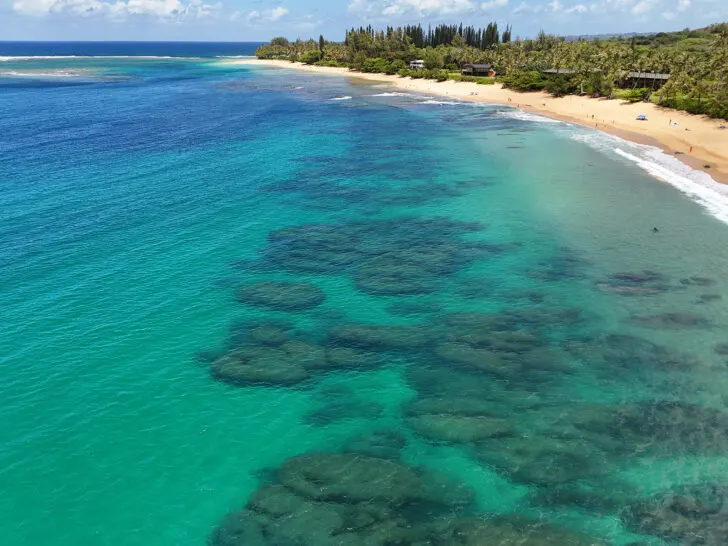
left=256, top=23, right=728, bottom=119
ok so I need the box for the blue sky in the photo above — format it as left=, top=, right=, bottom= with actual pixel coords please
left=0, top=0, right=726, bottom=41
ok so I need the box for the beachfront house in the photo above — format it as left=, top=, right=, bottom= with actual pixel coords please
left=461, top=63, right=495, bottom=77
left=409, top=60, right=425, bottom=70
left=625, top=72, right=670, bottom=90
left=542, top=68, right=670, bottom=90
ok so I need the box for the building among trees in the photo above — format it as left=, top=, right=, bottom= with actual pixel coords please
left=462, top=64, right=495, bottom=77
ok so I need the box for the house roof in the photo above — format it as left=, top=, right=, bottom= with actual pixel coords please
left=543, top=68, right=575, bottom=74
left=462, top=63, right=492, bottom=69
left=628, top=71, right=670, bottom=80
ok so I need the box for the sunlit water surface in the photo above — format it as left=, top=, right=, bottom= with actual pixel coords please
left=3, top=50, right=728, bottom=546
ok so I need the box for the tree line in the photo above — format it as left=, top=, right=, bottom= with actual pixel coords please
left=256, top=24, right=728, bottom=119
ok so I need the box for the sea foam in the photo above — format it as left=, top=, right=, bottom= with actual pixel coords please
left=418, top=99, right=462, bottom=106
left=371, top=92, right=419, bottom=98
left=498, top=110, right=565, bottom=124
left=573, top=132, right=728, bottom=225
left=0, top=55, right=180, bottom=61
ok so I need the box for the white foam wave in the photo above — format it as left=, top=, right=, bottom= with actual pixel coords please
left=371, top=92, right=417, bottom=97
left=0, top=55, right=181, bottom=62
left=329, top=96, right=352, bottom=101
left=573, top=132, right=728, bottom=225
left=498, top=109, right=564, bottom=124
left=0, top=70, right=82, bottom=78
left=418, top=99, right=461, bottom=106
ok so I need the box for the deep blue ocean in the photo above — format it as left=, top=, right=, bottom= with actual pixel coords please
left=4, top=43, right=728, bottom=546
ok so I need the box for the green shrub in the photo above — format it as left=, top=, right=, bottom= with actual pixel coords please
left=621, top=88, right=651, bottom=103
left=300, top=50, right=321, bottom=64
left=502, top=71, right=548, bottom=91
left=475, top=77, right=495, bottom=85
left=390, top=59, right=406, bottom=73
left=314, top=60, right=348, bottom=68
left=544, top=74, right=577, bottom=97
left=429, top=69, right=448, bottom=82
left=350, top=52, right=368, bottom=70
left=361, top=57, right=391, bottom=73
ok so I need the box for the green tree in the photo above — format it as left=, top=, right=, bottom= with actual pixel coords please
left=301, top=50, right=321, bottom=64
left=423, top=48, right=444, bottom=69
left=502, top=25, right=512, bottom=44
left=270, top=37, right=289, bottom=47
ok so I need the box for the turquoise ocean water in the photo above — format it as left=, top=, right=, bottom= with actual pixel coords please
left=4, top=48, right=728, bottom=545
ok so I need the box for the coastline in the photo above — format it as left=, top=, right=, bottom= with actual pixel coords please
left=223, top=58, right=728, bottom=184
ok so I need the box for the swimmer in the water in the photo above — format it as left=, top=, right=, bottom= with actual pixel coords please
left=652, top=227, right=659, bottom=233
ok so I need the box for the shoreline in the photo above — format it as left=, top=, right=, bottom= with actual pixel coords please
left=223, top=58, right=728, bottom=184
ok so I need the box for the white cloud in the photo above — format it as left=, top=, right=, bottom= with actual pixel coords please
left=13, top=0, right=220, bottom=18
left=512, top=0, right=588, bottom=13
left=676, top=0, right=690, bottom=11
left=481, top=0, right=508, bottom=8
left=662, top=10, right=676, bottom=18
left=347, top=0, right=375, bottom=14
left=564, top=3, right=587, bottom=12
left=351, top=0, right=476, bottom=16
left=268, top=6, right=289, bottom=21
left=630, top=0, right=659, bottom=15
left=232, top=6, right=289, bottom=24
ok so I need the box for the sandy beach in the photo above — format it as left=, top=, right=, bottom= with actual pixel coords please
left=225, top=58, right=728, bottom=184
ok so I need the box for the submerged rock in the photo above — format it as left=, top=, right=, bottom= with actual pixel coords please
left=210, top=509, right=266, bottom=546
left=611, top=270, right=666, bottom=283
left=343, top=428, right=407, bottom=459
left=594, top=270, right=670, bottom=297
left=247, top=325, right=289, bottom=346
left=276, top=452, right=426, bottom=505
left=304, top=398, right=384, bottom=426
left=211, top=448, right=609, bottom=546
left=323, top=347, right=382, bottom=370
left=237, top=281, right=326, bottom=311
left=564, top=333, right=698, bottom=372
left=210, top=347, right=311, bottom=386
left=429, top=515, right=606, bottom=545
left=329, top=323, right=431, bottom=350
left=354, top=260, right=440, bottom=296
left=386, top=300, right=445, bottom=317
left=617, top=401, right=728, bottom=454
left=696, top=294, right=722, bottom=304
left=476, top=434, right=611, bottom=485
left=628, top=312, right=711, bottom=329
left=407, top=413, right=514, bottom=443
left=594, top=282, right=667, bottom=296
left=435, top=342, right=516, bottom=376
left=680, top=276, right=716, bottom=287
left=622, top=484, right=728, bottom=545
left=281, top=340, right=327, bottom=369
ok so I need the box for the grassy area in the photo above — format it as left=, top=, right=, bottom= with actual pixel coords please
left=448, top=73, right=496, bottom=85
